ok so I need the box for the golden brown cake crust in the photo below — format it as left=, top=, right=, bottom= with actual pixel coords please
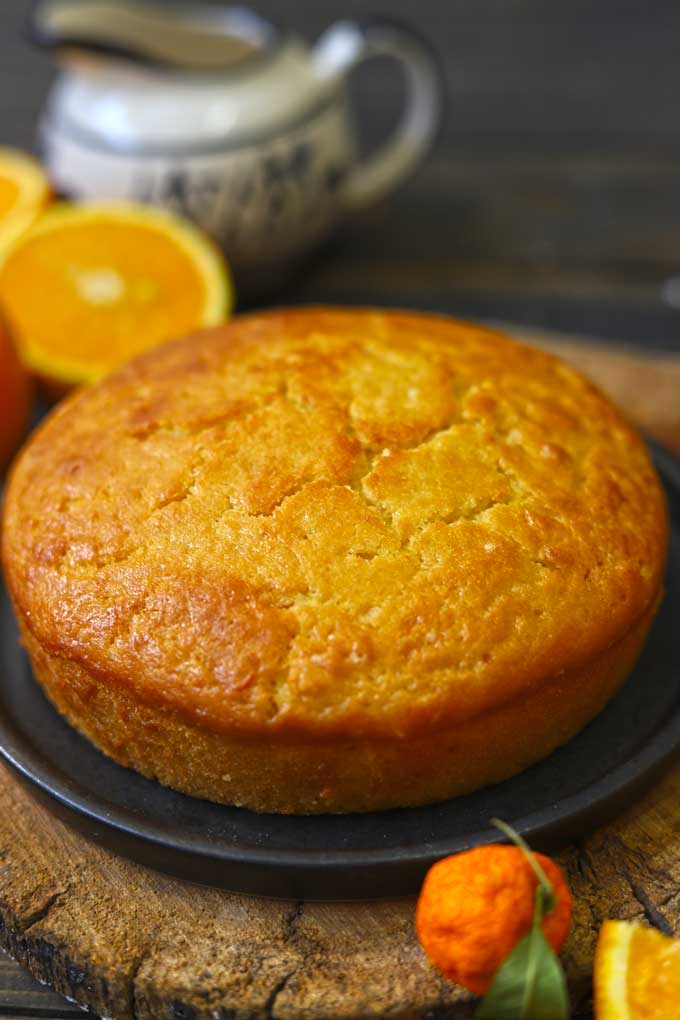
left=15, top=600, right=657, bottom=813
left=1, top=309, right=668, bottom=811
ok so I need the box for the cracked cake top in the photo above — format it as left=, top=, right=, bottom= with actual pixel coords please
left=2, top=308, right=667, bottom=740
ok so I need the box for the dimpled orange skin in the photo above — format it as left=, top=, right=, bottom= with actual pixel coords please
left=0, top=313, right=31, bottom=470
left=415, top=845, right=573, bottom=995
left=1, top=308, right=668, bottom=812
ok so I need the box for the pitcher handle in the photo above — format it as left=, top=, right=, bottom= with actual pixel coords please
left=312, top=18, right=443, bottom=210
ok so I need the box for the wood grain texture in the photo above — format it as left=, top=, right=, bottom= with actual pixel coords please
left=0, top=949, right=83, bottom=1017
left=0, top=334, right=678, bottom=1020
left=277, top=150, right=680, bottom=352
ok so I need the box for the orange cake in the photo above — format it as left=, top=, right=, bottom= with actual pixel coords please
left=1, top=309, right=668, bottom=813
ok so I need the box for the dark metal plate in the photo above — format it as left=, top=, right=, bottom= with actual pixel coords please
left=1, top=441, right=679, bottom=900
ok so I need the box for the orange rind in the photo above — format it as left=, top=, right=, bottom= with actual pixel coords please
left=0, top=147, right=51, bottom=257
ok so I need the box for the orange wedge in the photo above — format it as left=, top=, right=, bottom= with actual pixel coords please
left=594, top=919, right=680, bottom=1019
left=0, top=148, right=51, bottom=256
left=0, top=202, right=232, bottom=388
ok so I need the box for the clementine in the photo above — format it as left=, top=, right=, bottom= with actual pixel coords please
left=415, top=844, right=573, bottom=995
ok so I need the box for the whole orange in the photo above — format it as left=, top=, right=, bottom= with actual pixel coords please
left=415, top=844, right=573, bottom=995
left=0, top=313, right=31, bottom=470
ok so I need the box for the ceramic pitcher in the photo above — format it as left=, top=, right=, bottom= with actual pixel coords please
left=32, top=1, right=443, bottom=274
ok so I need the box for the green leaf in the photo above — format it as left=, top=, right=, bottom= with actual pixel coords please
left=474, top=889, right=569, bottom=1020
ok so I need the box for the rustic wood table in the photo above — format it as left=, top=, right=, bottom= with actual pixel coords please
left=2, top=1, right=680, bottom=1017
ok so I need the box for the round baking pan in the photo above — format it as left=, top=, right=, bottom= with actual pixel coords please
left=1, top=439, right=679, bottom=900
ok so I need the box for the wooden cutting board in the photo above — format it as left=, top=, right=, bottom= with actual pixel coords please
left=1, top=327, right=679, bottom=1020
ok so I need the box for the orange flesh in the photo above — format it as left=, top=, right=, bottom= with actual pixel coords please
left=628, top=926, right=680, bottom=1017
left=0, top=220, right=207, bottom=374
left=0, top=176, right=20, bottom=217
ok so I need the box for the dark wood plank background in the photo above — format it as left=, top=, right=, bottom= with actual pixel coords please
left=4, top=0, right=680, bottom=351
left=1, top=1, right=679, bottom=1016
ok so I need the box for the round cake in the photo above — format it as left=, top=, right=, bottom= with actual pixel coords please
left=1, top=309, right=668, bottom=813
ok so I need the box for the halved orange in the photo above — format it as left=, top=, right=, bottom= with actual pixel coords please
left=0, top=148, right=51, bottom=256
left=0, top=202, right=232, bottom=388
left=594, top=919, right=680, bottom=1019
